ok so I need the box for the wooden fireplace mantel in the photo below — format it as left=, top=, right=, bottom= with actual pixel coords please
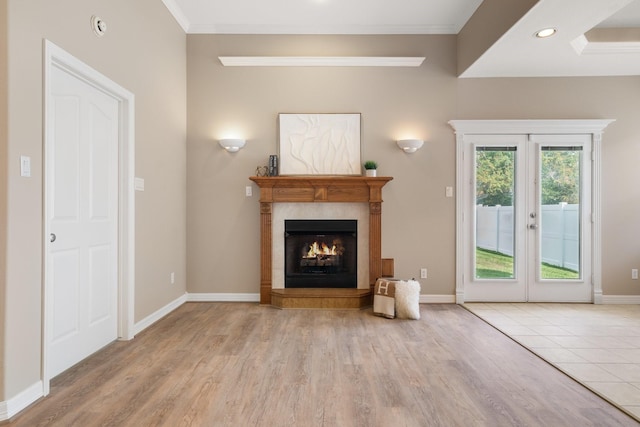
left=249, top=175, right=393, bottom=204
left=249, top=176, right=393, bottom=305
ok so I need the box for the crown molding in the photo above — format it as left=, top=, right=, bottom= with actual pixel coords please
left=218, top=56, right=426, bottom=67
left=572, top=33, right=640, bottom=55
left=161, top=0, right=190, bottom=32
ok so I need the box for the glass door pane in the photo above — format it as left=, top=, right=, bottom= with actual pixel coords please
left=539, top=147, right=582, bottom=280
left=475, top=147, right=516, bottom=279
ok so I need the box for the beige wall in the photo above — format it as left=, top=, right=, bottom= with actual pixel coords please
left=186, top=35, right=458, bottom=295
left=187, top=34, right=640, bottom=301
left=4, top=0, right=186, bottom=400
left=0, top=0, right=8, bottom=400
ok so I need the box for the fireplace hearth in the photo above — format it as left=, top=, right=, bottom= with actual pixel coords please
left=285, top=219, right=357, bottom=288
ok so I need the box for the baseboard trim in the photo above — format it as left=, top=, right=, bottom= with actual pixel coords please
left=420, top=294, right=456, bottom=304
left=601, top=295, right=640, bottom=304
left=132, top=293, right=188, bottom=336
left=0, top=381, right=43, bottom=421
left=187, top=293, right=261, bottom=302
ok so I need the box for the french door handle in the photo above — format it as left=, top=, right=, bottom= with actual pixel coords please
left=528, top=224, right=538, bottom=230
left=50, top=233, right=56, bottom=243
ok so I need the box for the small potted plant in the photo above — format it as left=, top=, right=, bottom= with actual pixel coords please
left=364, top=160, right=378, bottom=177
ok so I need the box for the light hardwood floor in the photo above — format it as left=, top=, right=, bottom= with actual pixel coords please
left=7, top=303, right=639, bottom=426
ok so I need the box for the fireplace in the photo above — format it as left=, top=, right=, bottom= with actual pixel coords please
left=285, top=219, right=357, bottom=288
left=248, top=175, right=393, bottom=306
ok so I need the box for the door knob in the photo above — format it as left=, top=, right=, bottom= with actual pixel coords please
left=528, top=224, right=538, bottom=230
left=50, top=233, right=56, bottom=242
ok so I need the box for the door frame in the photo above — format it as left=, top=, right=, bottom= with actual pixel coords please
left=449, top=120, right=614, bottom=305
left=43, top=40, right=135, bottom=394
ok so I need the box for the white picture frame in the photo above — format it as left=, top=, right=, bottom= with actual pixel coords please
left=278, top=113, right=361, bottom=175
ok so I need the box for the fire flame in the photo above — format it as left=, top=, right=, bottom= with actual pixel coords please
left=306, top=241, right=337, bottom=258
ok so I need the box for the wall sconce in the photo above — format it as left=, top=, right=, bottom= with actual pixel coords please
left=396, top=139, right=424, bottom=154
left=219, top=138, right=246, bottom=153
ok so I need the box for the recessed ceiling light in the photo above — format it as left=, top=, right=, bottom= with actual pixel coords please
left=535, top=28, right=557, bottom=38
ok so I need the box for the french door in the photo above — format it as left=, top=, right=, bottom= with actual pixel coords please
left=462, top=133, right=592, bottom=302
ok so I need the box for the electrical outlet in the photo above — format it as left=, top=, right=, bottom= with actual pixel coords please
left=170, top=272, right=175, bottom=284
left=633, top=269, right=638, bottom=280
left=420, top=268, right=427, bottom=279
left=445, top=186, right=453, bottom=198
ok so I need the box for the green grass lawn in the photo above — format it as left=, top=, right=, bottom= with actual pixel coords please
left=476, top=248, right=579, bottom=279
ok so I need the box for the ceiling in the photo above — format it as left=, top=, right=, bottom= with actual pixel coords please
left=162, top=0, right=640, bottom=78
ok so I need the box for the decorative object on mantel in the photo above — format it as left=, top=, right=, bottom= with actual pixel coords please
left=255, top=166, right=269, bottom=177
left=397, top=139, right=424, bottom=154
left=268, top=154, right=278, bottom=176
left=363, top=160, right=378, bottom=177
left=278, top=113, right=361, bottom=175
left=219, top=138, right=246, bottom=153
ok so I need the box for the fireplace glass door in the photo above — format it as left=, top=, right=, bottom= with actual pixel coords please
left=284, top=219, right=357, bottom=288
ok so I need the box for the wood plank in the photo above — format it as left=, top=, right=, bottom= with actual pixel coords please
left=271, top=288, right=371, bottom=309
left=8, top=303, right=638, bottom=426
left=381, top=258, right=394, bottom=277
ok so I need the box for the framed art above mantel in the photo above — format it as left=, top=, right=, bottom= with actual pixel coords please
left=278, top=113, right=361, bottom=175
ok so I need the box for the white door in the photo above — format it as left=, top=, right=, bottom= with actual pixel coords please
left=47, top=65, right=119, bottom=377
left=462, top=134, right=592, bottom=302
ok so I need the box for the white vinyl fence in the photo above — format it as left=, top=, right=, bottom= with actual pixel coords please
left=476, top=203, right=579, bottom=271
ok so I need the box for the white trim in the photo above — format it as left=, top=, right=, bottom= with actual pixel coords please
left=449, top=119, right=615, bottom=135
left=43, top=40, right=136, bottom=395
left=161, top=0, right=190, bottom=32
left=190, top=24, right=454, bottom=35
left=187, top=293, right=261, bottom=302
left=218, top=56, right=426, bottom=67
left=601, top=295, right=640, bottom=304
left=592, top=132, right=604, bottom=304
left=572, top=34, right=640, bottom=55
left=0, top=381, right=43, bottom=421
left=571, top=35, right=590, bottom=55
left=420, top=294, right=456, bottom=304
left=133, top=293, right=188, bottom=336
left=454, top=131, right=466, bottom=305
left=582, top=41, right=640, bottom=55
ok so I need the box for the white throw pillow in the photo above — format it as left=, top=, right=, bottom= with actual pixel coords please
left=394, top=280, right=421, bottom=320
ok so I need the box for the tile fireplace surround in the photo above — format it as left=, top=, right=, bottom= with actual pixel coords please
left=249, top=176, right=393, bottom=306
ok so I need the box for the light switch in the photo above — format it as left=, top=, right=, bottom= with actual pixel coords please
left=20, top=156, right=31, bottom=177
left=134, top=177, right=145, bottom=191
left=245, top=186, right=252, bottom=197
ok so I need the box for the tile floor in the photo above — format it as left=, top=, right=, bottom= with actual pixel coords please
left=464, top=303, right=640, bottom=421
